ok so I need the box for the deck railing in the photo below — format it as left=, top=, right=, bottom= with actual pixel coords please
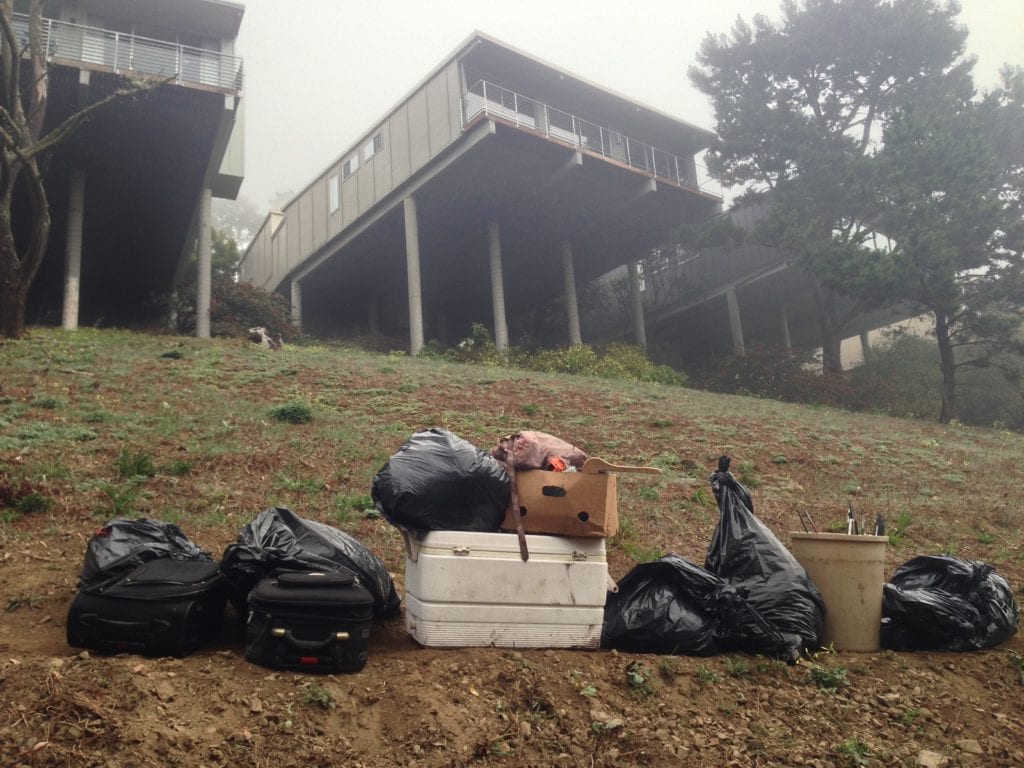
left=463, top=80, right=719, bottom=197
left=11, top=12, right=243, bottom=93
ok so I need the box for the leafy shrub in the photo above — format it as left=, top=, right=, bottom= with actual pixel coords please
left=691, top=346, right=854, bottom=407
left=847, top=335, right=941, bottom=419
left=526, top=344, right=600, bottom=376
left=448, top=323, right=507, bottom=366
left=117, top=449, right=156, bottom=479
left=270, top=402, right=313, bottom=424
left=0, top=477, right=53, bottom=519
left=172, top=275, right=298, bottom=343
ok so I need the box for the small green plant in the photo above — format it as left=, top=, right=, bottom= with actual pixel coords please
left=117, top=449, right=155, bottom=479
left=658, top=657, right=679, bottom=680
left=15, top=491, right=53, bottom=516
left=301, top=684, right=335, bottom=709
left=977, top=531, right=995, bottom=545
left=270, top=402, right=313, bottom=424
left=807, top=663, right=848, bottom=692
left=31, top=395, right=63, bottom=409
left=160, top=349, right=184, bottom=360
left=166, top=459, right=193, bottom=476
left=578, top=684, right=598, bottom=698
left=900, top=707, right=923, bottom=726
left=1009, top=652, right=1024, bottom=686
left=835, top=735, right=872, bottom=766
left=724, top=656, right=752, bottom=678
left=521, top=403, right=539, bottom=416
left=696, top=665, right=721, bottom=688
left=97, top=482, right=141, bottom=517
left=625, top=661, right=656, bottom=697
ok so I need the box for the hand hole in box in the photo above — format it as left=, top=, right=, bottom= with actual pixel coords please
left=541, top=486, right=567, bottom=497
left=577, top=511, right=589, bottom=522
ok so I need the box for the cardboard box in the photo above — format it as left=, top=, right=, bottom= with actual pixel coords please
left=501, top=458, right=661, bottom=538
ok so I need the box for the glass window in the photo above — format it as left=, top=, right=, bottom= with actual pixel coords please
left=328, top=173, right=339, bottom=213
left=342, top=155, right=358, bottom=179
left=363, top=131, right=383, bottom=161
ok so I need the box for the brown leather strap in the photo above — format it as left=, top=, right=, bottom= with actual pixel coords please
left=502, top=437, right=529, bottom=561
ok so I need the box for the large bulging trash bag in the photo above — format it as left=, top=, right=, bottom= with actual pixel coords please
left=881, top=555, right=1020, bottom=651
left=372, top=428, right=511, bottom=533
left=706, top=458, right=825, bottom=660
left=221, top=507, right=400, bottom=618
left=602, top=554, right=729, bottom=655
left=79, top=518, right=211, bottom=591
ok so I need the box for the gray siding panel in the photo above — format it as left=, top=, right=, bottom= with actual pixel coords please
left=357, top=162, right=374, bottom=213
left=425, top=71, right=451, bottom=155
left=298, top=193, right=314, bottom=258
left=312, top=178, right=327, bottom=248
left=374, top=122, right=393, bottom=199
left=342, top=172, right=358, bottom=229
left=446, top=62, right=463, bottom=137
left=390, top=104, right=411, bottom=183
left=286, top=209, right=300, bottom=277
left=407, top=90, right=430, bottom=172
left=328, top=164, right=344, bottom=239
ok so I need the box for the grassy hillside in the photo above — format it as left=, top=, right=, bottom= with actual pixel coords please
left=3, top=328, right=1021, bottom=579
left=1, top=328, right=1022, bottom=768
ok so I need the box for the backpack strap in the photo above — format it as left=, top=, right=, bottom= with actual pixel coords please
left=500, top=436, right=529, bottom=562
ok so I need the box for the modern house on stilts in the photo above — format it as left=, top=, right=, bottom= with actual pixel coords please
left=238, top=32, right=723, bottom=354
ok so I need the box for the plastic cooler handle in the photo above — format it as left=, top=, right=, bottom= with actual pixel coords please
left=272, top=628, right=349, bottom=651
left=79, top=614, right=172, bottom=633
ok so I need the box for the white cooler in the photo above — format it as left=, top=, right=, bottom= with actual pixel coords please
left=404, top=530, right=610, bottom=648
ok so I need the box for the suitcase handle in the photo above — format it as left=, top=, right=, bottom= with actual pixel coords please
left=272, top=627, right=349, bottom=650
left=79, top=613, right=172, bottom=633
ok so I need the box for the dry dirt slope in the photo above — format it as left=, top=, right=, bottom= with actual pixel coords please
left=0, top=329, right=1022, bottom=767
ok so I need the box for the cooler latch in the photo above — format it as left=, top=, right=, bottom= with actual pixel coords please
left=452, top=545, right=470, bottom=556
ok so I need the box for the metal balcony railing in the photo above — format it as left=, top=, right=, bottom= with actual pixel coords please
left=463, top=80, right=720, bottom=197
left=11, top=12, right=243, bottom=93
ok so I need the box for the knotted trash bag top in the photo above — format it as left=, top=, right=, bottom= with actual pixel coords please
left=706, top=456, right=825, bottom=660
left=220, top=507, right=401, bottom=618
left=79, top=518, right=212, bottom=592
left=372, top=428, right=511, bottom=534
left=881, top=554, right=1020, bottom=651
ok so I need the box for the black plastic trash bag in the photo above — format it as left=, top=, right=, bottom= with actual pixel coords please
left=706, top=457, right=825, bottom=660
left=602, top=554, right=791, bottom=656
left=221, top=507, right=400, bottom=618
left=79, top=518, right=211, bottom=592
left=603, top=555, right=724, bottom=655
left=372, top=428, right=510, bottom=533
left=881, top=555, right=1020, bottom=651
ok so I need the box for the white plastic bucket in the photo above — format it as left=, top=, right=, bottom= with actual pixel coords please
left=790, top=532, right=888, bottom=652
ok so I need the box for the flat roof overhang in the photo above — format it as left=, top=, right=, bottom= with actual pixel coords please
left=27, top=65, right=237, bottom=325
left=294, top=119, right=721, bottom=340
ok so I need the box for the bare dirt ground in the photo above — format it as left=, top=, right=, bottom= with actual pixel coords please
left=1, top=330, right=1023, bottom=767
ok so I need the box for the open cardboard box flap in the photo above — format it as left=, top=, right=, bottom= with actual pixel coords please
left=503, top=458, right=661, bottom=538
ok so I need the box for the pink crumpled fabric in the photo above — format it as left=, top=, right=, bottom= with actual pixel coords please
left=491, top=430, right=588, bottom=471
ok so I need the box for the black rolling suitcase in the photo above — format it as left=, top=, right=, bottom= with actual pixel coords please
left=67, top=559, right=227, bottom=658
left=246, top=572, right=373, bottom=673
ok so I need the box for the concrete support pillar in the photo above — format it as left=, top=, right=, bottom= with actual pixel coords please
left=561, top=241, right=582, bottom=346
left=196, top=187, right=212, bottom=339
left=368, top=296, right=380, bottom=335
left=61, top=170, right=85, bottom=331
left=726, top=286, right=745, bottom=356
left=403, top=195, right=424, bottom=355
left=290, top=279, right=303, bottom=330
left=780, top=306, right=793, bottom=354
left=487, top=220, right=509, bottom=352
left=860, top=331, right=871, bottom=361
left=627, top=259, right=647, bottom=349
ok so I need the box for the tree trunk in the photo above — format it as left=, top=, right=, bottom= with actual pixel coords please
left=809, top=276, right=846, bottom=377
left=935, top=312, right=957, bottom=424
left=0, top=271, right=27, bottom=338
